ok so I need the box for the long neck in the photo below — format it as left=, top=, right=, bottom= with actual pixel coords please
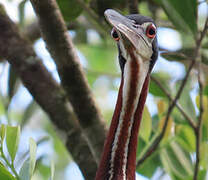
left=96, top=52, right=150, bottom=180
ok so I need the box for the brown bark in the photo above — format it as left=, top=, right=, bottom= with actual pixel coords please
left=0, top=5, right=97, bottom=179
left=30, top=0, right=106, bottom=162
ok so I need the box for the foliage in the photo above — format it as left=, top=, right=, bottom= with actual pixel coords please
left=0, top=0, right=208, bottom=179
left=0, top=125, right=45, bottom=180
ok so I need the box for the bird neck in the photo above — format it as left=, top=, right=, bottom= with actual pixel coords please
left=96, top=51, right=150, bottom=180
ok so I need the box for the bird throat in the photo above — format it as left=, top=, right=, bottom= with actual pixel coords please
left=96, top=49, right=150, bottom=180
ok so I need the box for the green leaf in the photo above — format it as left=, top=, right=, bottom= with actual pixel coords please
left=149, top=79, right=166, bottom=97
left=17, top=136, right=49, bottom=168
left=19, top=159, right=30, bottom=180
left=204, top=85, right=208, bottom=96
left=160, top=51, right=187, bottom=61
left=0, top=100, right=4, bottom=115
left=149, top=72, right=171, bottom=97
left=157, top=99, right=167, bottom=118
left=18, top=0, right=27, bottom=27
left=140, top=106, right=152, bottom=143
left=160, top=148, right=176, bottom=179
left=196, top=95, right=208, bottom=125
left=176, top=125, right=195, bottom=152
left=160, top=141, right=193, bottom=179
left=0, top=124, right=6, bottom=141
left=200, top=142, right=208, bottom=169
left=29, top=138, right=37, bottom=179
left=205, top=77, right=208, bottom=96
left=79, top=44, right=118, bottom=86
left=0, top=4, right=7, bottom=15
left=196, top=95, right=208, bottom=110
left=170, top=141, right=193, bottom=175
left=197, top=169, right=207, bottom=180
left=198, top=96, right=208, bottom=140
left=161, top=49, right=208, bottom=66
left=35, top=157, right=51, bottom=179
left=57, top=0, right=85, bottom=21
left=158, top=116, right=173, bottom=141
left=21, top=101, right=37, bottom=126
left=202, top=41, right=208, bottom=49
left=0, top=162, right=16, bottom=180
left=158, top=0, right=197, bottom=35
left=201, top=53, right=208, bottom=65
left=6, top=126, right=20, bottom=162
left=160, top=48, right=193, bottom=62
left=137, top=152, right=160, bottom=178
left=78, top=44, right=117, bottom=72
left=177, top=79, right=196, bottom=120
left=50, top=160, right=55, bottom=180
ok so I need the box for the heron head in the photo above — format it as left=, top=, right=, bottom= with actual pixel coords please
left=104, top=9, right=158, bottom=72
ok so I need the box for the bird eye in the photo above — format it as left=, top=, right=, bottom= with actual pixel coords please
left=146, top=24, right=156, bottom=38
left=111, top=28, right=120, bottom=41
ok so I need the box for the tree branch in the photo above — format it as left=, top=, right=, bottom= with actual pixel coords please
left=29, top=0, right=106, bottom=162
left=75, top=0, right=110, bottom=37
left=151, top=76, right=196, bottom=129
left=0, top=5, right=97, bottom=179
left=75, top=0, right=105, bottom=27
left=193, top=62, right=204, bottom=180
left=193, top=16, right=208, bottom=180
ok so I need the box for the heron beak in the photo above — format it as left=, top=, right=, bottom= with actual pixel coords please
left=104, top=9, right=153, bottom=60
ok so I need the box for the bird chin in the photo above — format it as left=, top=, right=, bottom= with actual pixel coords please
left=125, top=36, right=153, bottom=61
left=135, top=47, right=153, bottom=62
left=116, top=31, right=152, bottom=62
left=121, top=36, right=153, bottom=62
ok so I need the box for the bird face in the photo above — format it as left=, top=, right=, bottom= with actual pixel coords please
left=104, top=9, right=158, bottom=71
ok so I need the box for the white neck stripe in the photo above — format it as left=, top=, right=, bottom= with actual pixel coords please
left=109, top=53, right=149, bottom=180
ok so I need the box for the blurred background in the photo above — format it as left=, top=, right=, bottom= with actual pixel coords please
left=0, top=0, right=208, bottom=179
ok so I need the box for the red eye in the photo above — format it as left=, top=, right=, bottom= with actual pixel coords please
left=146, top=24, right=156, bottom=38
left=111, top=28, right=120, bottom=41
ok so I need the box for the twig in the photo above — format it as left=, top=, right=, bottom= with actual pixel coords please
left=151, top=76, right=196, bottom=129
left=137, top=16, right=208, bottom=168
left=193, top=62, right=204, bottom=180
left=75, top=0, right=104, bottom=27
left=128, top=0, right=139, bottom=14
left=75, top=0, right=110, bottom=36
left=193, top=16, right=208, bottom=180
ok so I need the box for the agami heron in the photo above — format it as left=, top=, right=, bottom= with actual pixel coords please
left=95, top=9, right=158, bottom=180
